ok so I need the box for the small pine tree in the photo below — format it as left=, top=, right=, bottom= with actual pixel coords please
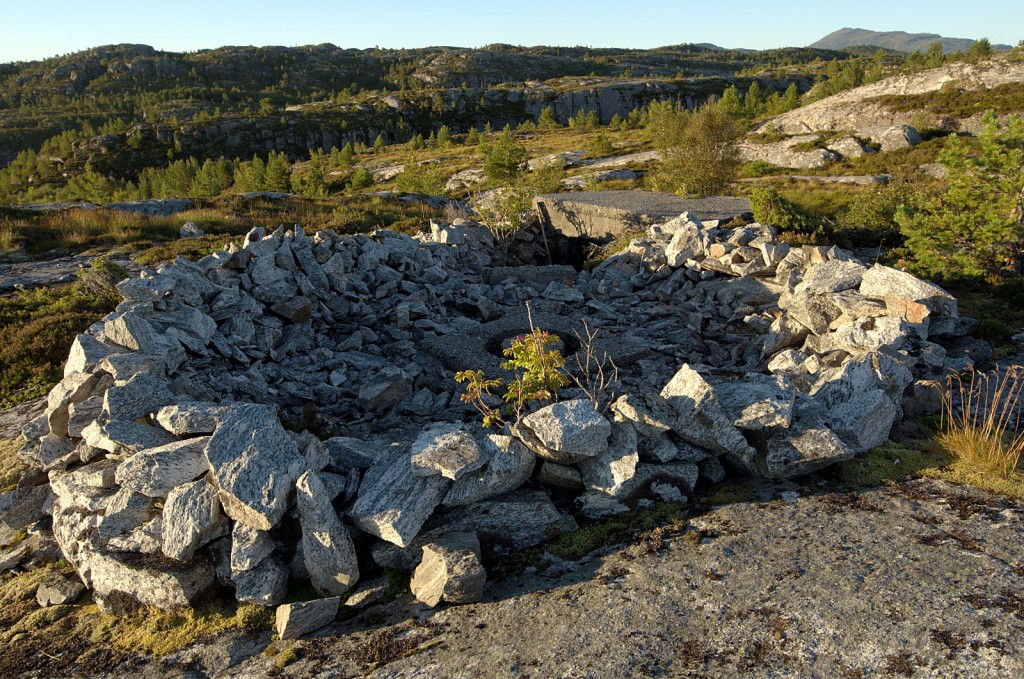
left=717, top=85, right=743, bottom=116
left=466, top=127, right=481, bottom=145
left=436, top=125, right=453, bottom=149
left=897, top=111, right=1024, bottom=281
left=339, top=142, right=355, bottom=166
left=968, top=38, right=993, bottom=62
left=481, top=127, right=527, bottom=184
left=349, top=167, right=373, bottom=190
left=538, top=106, right=558, bottom=130
left=265, top=151, right=292, bottom=192
left=609, top=113, right=623, bottom=129
left=373, top=134, right=385, bottom=152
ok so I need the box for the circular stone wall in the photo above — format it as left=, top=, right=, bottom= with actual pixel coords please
left=15, top=212, right=985, bottom=612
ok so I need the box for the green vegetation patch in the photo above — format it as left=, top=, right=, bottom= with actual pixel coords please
left=873, top=82, right=1024, bottom=118
left=0, top=438, right=28, bottom=492
left=829, top=441, right=953, bottom=489
left=0, top=278, right=119, bottom=407
left=490, top=502, right=688, bottom=577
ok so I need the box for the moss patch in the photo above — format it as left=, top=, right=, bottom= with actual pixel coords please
left=491, top=501, right=688, bottom=576
left=829, top=441, right=953, bottom=489
left=0, top=438, right=29, bottom=491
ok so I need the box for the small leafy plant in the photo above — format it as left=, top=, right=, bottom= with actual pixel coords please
left=456, top=308, right=569, bottom=428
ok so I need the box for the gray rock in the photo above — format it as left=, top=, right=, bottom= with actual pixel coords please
left=576, top=491, right=630, bottom=519
left=47, top=371, right=103, bottom=439
left=233, top=556, right=289, bottom=606
left=610, top=393, right=675, bottom=438
left=103, top=312, right=161, bottom=354
left=610, top=461, right=699, bottom=502
left=205, top=404, right=306, bottom=531
left=714, top=374, right=796, bottom=431
left=637, top=431, right=685, bottom=463
left=761, top=315, right=810, bottom=358
left=114, top=437, right=210, bottom=497
left=276, top=597, right=340, bottom=640
left=322, top=436, right=379, bottom=469
left=785, top=292, right=843, bottom=336
left=36, top=574, right=85, bottom=607
left=794, top=259, right=867, bottom=296
left=162, top=480, right=223, bottom=562
left=98, top=353, right=167, bottom=382
left=872, top=124, right=922, bottom=152
left=85, top=549, right=215, bottom=613
left=410, top=423, right=486, bottom=480
left=107, top=516, right=162, bottom=554
left=270, top=295, right=314, bottom=323
left=180, top=221, right=205, bottom=238
left=759, top=423, right=854, bottom=479
left=664, top=219, right=706, bottom=267
left=350, top=444, right=450, bottom=547
left=0, top=485, right=52, bottom=533
left=155, top=402, right=227, bottom=435
left=345, top=576, right=391, bottom=609
left=536, top=461, right=585, bottom=491
left=358, top=367, right=413, bottom=412
left=67, top=394, right=105, bottom=438
left=63, top=334, right=117, bottom=378
left=828, top=389, right=899, bottom=453
left=410, top=532, right=486, bottom=608
left=230, top=522, right=276, bottom=574
left=82, top=420, right=177, bottom=457
left=578, top=422, right=639, bottom=495
left=296, top=471, right=359, bottom=596
left=98, top=487, right=155, bottom=539
left=440, top=490, right=577, bottom=552
left=828, top=317, right=916, bottom=354
left=513, top=399, right=611, bottom=464
left=859, top=264, right=958, bottom=317
left=443, top=434, right=535, bottom=506
left=660, top=365, right=757, bottom=473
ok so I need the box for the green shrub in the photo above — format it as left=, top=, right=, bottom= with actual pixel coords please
left=646, top=100, right=741, bottom=197
left=0, top=272, right=120, bottom=406
left=394, top=159, right=447, bottom=196
left=739, top=160, right=780, bottom=178
left=837, top=179, right=917, bottom=246
left=748, top=186, right=821, bottom=235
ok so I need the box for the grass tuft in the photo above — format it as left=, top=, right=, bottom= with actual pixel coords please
left=937, top=366, right=1024, bottom=480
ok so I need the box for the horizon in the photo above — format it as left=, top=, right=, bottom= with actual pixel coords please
left=2, top=0, right=1021, bottom=64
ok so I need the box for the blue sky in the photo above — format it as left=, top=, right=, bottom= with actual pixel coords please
left=1, top=0, right=1021, bottom=63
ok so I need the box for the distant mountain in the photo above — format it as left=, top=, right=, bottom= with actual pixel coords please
left=810, top=28, right=1012, bottom=54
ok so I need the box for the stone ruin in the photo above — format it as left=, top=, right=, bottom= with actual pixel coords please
left=2, top=211, right=989, bottom=619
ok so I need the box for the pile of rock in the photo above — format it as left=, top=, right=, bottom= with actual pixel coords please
left=4, top=210, right=984, bottom=617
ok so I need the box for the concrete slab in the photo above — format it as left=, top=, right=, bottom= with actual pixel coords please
left=533, top=191, right=751, bottom=240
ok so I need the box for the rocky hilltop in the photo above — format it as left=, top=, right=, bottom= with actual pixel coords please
left=758, top=56, right=1024, bottom=138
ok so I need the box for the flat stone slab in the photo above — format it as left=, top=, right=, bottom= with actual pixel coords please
left=534, top=191, right=751, bottom=240
left=276, top=597, right=340, bottom=640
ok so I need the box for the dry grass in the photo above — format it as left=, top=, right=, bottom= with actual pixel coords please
left=937, top=366, right=1024, bottom=479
